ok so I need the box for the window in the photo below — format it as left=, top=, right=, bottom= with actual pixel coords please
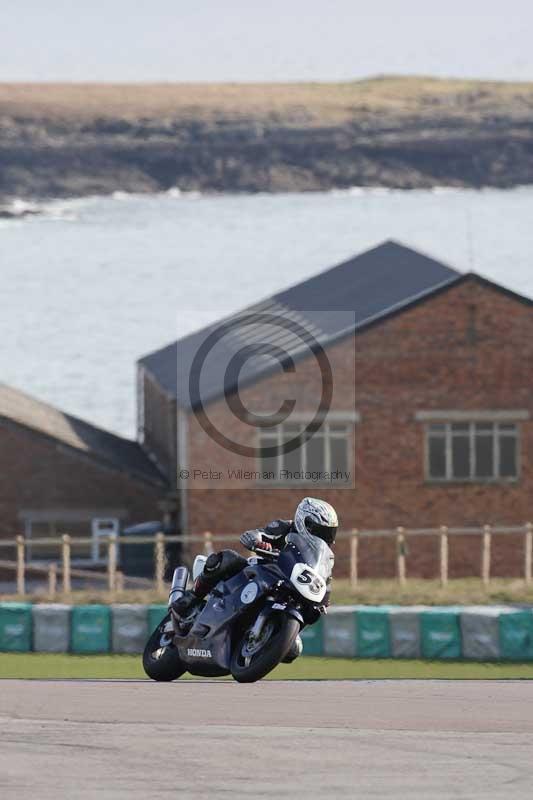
left=258, top=420, right=351, bottom=484
left=426, top=422, right=519, bottom=482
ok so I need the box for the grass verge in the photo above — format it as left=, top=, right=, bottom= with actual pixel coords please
left=331, top=577, right=533, bottom=606
left=3, top=578, right=533, bottom=607
left=1, top=653, right=532, bottom=680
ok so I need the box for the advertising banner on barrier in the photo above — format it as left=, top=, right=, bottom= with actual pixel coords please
left=389, top=607, right=423, bottom=659
left=323, top=608, right=357, bottom=657
left=71, top=605, right=111, bottom=654
left=499, top=610, right=533, bottom=661
left=0, top=602, right=32, bottom=652
left=300, top=616, right=324, bottom=656
left=356, top=607, right=391, bottom=658
left=111, top=605, right=149, bottom=654
left=33, top=604, right=71, bottom=653
left=460, top=607, right=502, bottom=661
left=148, top=604, right=168, bottom=634
left=421, top=608, right=461, bottom=660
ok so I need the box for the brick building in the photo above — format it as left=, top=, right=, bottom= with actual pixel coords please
left=0, top=384, right=168, bottom=565
left=139, top=241, right=533, bottom=577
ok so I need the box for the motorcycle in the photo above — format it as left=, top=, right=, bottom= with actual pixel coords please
left=142, top=531, right=334, bottom=683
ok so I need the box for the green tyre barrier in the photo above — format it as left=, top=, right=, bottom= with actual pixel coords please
left=356, top=607, right=391, bottom=658
left=300, top=616, right=324, bottom=656
left=148, top=604, right=168, bottom=634
left=499, top=610, right=533, bottom=660
left=0, top=602, right=32, bottom=652
left=421, top=608, right=462, bottom=660
left=71, top=605, right=111, bottom=654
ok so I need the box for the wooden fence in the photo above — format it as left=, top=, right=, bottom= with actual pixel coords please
left=0, top=525, right=532, bottom=598
left=349, top=524, right=533, bottom=589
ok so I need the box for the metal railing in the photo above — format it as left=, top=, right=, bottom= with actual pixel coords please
left=0, top=524, right=531, bottom=598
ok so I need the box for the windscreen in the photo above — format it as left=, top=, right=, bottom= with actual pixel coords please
left=285, top=532, right=334, bottom=581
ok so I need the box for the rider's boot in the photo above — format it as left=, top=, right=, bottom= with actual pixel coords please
left=170, top=552, right=224, bottom=617
left=171, top=578, right=205, bottom=616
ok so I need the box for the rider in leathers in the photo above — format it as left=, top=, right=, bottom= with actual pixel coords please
left=172, top=498, right=338, bottom=642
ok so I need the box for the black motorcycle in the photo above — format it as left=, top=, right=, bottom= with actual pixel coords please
left=142, top=531, right=334, bottom=683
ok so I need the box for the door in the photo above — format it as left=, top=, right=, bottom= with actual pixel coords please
left=91, top=518, right=120, bottom=562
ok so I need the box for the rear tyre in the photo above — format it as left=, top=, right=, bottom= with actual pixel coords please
left=142, top=613, right=186, bottom=682
left=230, top=614, right=300, bottom=683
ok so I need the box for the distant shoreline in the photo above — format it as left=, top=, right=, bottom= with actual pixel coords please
left=3, top=183, right=533, bottom=221
left=1, top=76, right=533, bottom=199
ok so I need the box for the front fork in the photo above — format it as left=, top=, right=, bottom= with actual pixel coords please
left=248, top=599, right=304, bottom=643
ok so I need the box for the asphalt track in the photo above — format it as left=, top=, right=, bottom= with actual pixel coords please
left=1, top=680, right=533, bottom=799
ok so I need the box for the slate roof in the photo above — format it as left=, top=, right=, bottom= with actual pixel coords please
left=139, top=240, right=462, bottom=409
left=0, top=383, right=167, bottom=486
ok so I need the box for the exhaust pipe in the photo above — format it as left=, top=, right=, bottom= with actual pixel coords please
left=168, top=566, right=189, bottom=608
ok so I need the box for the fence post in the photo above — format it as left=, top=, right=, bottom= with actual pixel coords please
left=525, top=522, right=533, bottom=586
left=48, top=563, right=57, bottom=599
left=116, top=571, right=125, bottom=593
left=107, top=533, right=118, bottom=592
left=439, top=526, right=449, bottom=587
left=61, top=534, right=71, bottom=594
left=350, top=529, right=359, bottom=589
left=482, top=525, right=492, bottom=588
left=154, top=532, right=165, bottom=594
left=203, top=531, right=214, bottom=556
left=16, top=535, right=25, bottom=596
left=396, top=527, right=407, bottom=587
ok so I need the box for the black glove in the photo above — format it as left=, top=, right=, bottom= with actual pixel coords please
left=240, top=530, right=263, bottom=550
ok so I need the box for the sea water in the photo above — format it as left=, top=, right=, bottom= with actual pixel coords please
left=1, top=187, right=532, bottom=437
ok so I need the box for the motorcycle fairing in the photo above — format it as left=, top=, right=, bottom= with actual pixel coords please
left=174, top=563, right=283, bottom=672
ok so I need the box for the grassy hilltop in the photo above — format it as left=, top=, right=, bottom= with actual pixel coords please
left=1, top=76, right=533, bottom=199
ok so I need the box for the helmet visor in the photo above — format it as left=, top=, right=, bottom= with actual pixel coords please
left=306, top=519, right=337, bottom=545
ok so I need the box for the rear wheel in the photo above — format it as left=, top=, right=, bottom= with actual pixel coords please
left=142, top=613, right=186, bottom=682
left=230, top=614, right=300, bottom=683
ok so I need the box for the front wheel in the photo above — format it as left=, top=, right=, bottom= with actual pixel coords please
left=142, top=613, right=186, bottom=682
left=230, top=614, right=300, bottom=683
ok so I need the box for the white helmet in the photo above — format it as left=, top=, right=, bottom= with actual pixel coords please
left=294, top=497, right=338, bottom=545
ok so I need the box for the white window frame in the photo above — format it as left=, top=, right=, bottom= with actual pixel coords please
left=91, top=518, right=121, bottom=562
left=257, top=415, right=355, bottom=484
left=424, top=421, right=521, bottom=483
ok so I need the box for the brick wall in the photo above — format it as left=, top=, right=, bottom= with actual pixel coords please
left=0, top=422, right=164, bottom=539
left=182, top=276, right=533, bottom=577
left=140, top=368, right=176, bottom=482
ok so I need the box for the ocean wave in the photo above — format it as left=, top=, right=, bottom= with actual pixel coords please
left=431, top=186, right=462, bottom=195
left=328, top=186, right=397, bottom=198
left=0, top=188, right=208, bottom=223
left=166, top=187, right=202, bottom=199
left=0, top=198, right=41, bottom=219
left=0, top=195, right=103, bottom=222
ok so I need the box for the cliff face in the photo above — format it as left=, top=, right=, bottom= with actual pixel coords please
left=1, top=78, right=533, bottom=200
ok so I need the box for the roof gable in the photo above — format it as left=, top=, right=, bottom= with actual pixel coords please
left=0, top=383, right=166, bottom=486
left=140, top=240, right=462, bottom=407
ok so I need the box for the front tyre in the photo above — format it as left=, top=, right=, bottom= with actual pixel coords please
left=142, top=613, right=186, bottom=682
left=230, top=614, right=300, bottom=683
